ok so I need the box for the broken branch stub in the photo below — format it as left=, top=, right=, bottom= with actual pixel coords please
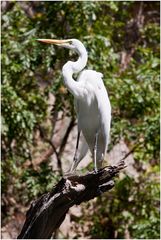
left=18, top=160, right=126, bottom=239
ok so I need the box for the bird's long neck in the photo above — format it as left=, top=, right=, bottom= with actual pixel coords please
left=62, top=46, right=88, bottom=98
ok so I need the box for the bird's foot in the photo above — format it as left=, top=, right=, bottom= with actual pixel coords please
left=94, top=168, right=98, bottom=174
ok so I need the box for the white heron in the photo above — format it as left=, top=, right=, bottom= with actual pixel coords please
left=37, top=38, right=111, bottom=173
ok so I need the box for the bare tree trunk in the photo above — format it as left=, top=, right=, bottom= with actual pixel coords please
left=1, top=1, right=15, bottom=13
left=17, top=161, right=126, bottom=239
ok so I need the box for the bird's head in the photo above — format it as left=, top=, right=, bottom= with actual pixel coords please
left=37, top=38, right=86, bottom=55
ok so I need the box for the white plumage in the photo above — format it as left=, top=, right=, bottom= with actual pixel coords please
left=37, top=38, right=111, bottom=172
left=71, top=69, right=111, bottom=171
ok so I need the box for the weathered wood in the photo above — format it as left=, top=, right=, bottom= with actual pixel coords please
left=17, top=161, right=126, bottom=239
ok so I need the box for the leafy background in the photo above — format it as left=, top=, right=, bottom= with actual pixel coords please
left=1, top=1, right=160, bottom=239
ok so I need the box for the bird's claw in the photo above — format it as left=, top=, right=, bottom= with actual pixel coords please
left=94, top=168, right=98, bottom=174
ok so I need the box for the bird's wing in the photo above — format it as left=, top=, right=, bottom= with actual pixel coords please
left=94, top=72, right=111, bottom=144
left=78, top=70, right=111, bottom=142
left=76, top=70, right=111, bottom=149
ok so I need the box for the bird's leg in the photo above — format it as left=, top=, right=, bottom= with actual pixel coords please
left=74, top=130, right=81, bottom=160
left=70, top=131, right=81, bottom=172
left=94, top=133, right=99, bottom=173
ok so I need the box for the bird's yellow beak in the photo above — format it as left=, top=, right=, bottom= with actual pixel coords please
left=37, top=39, right=71, bottom=45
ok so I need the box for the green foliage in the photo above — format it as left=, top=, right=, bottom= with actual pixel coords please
left=89, top=174, right=160, bottom=239
left=2, top=5, right=48, bottom=159
left=2, top=1, right=160, bottom=239
left=21, top=162, right=60, bottom=201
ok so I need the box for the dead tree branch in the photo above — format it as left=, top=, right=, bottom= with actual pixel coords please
left=18, top=161, right=126, bottom=239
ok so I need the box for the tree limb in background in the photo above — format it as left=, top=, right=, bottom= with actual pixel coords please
left=120, top=1, right=144, bottom=73
left=17, top=161, right=126, bottom=239
left=23, top=108, right=75, bottom=172
left=1, top=1, right=15, bottom=12
left=58, top=116, right=75, bottom=159
left=38, top=124, right=62, bottom=172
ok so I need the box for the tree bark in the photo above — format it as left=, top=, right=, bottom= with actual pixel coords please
left=17, top=161, right=126, bottom=239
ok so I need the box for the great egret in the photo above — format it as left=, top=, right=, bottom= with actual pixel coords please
left=37, top=38, right=111, bottom=173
